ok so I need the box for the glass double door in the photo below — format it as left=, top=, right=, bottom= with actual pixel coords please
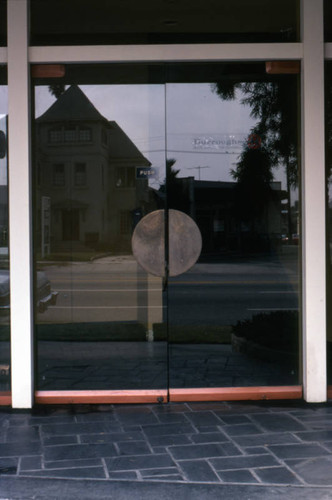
left=33, top=63, right=300, bottom=399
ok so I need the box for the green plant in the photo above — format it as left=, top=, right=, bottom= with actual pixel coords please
left=233, top=310, right=299, bottom=352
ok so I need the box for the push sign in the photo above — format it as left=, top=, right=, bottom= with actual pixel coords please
left=136, top=167, right=157, bottom=179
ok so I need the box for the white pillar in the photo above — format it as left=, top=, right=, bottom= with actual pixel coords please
left=301, top=0, right=326, bottom=401
left=8, top=0, right=34, bottom=408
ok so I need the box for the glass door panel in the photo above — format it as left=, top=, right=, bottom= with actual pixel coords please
left=0, top=79, right=9, bottom=394
left=166, top=67, right=300, bottom=390
left=33, top=62, right=301, bottom=397
left=33, top=74, right=167, bottom=391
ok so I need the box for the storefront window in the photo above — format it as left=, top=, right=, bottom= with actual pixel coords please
left=33, top=63, right=301, bottom=393
left=30, top=0, right=299, bottom=46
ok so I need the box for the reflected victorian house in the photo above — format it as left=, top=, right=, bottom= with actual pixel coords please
left=35, top=85, right=151, bottom=255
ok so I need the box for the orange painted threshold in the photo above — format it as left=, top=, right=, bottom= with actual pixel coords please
left=327, top=386, right=332, bottom=400
left=35, top=390, right=168, bottom=405
left=169, top=386, right=303, bottom=402
left=0, top=392, right=11, bottom=406
left=35, top=386, right=303, bottom=404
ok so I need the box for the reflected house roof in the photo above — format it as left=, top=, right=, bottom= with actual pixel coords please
left=36, top=85, right=151, bottom=167
left=37, top=85, right=107, bottom=123
left=108, top=121, right=151, bottom=167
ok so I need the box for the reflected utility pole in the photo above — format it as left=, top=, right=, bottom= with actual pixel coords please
left=188, top=166, right=210, bottom=180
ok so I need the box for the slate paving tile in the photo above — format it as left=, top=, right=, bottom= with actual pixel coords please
left=117, top=440, right=151, bottom=456
left=142, top=423, right=196, bottom=436
left=287, top=456, right=332, bottom=485
left=210, top=454, right=279, bottom=471
left=113, top=406, right=153, bottom=415
left=44, top=443, right=117, bottom=461
left=10, top=416, right=75, bottom=426
left=222, top=424, right=263, bottom=436
left=0, top=441, right=41, bottom=457
left=295, top=430, right=332, bottom=442
left=105, top=453, right=175, bottom=471
left=268, top=443, right=331, bottom=459
left=244, top=447, right=269, bottom=455
left=211, top=404, right=267, bottom=414
left=221, top=442, right=244, bottom=456
left=323, top=442, right=332, bottom=452
left=152, top=446, right=167, bottom=454
left=148, top=474, right=184, bottom=481
left=114, top=412, right=159, bottom=426
left=108, top=471, right=138, bottom=480
left=75, top=413, right=117, bottom=423
left=80, top=431, right=145, bottom=444
left=187, top=402, right=230, bottom=411
left=140, top=467, right=181, bottom=478
left=152, top=404, right=190, bottom=414
left=218, top=415, right=252, bottom=425
left=169, top=443, right=237, bottom=460
left=123, top=425, right=143, bottom=432
left=6, top=426, right=40, bottom=442
left=231, top=432, right=300, bottom=447
left=21, top=467, right=106, bottom=479
left=154, top=413, right=189, bottom=424
left=0, top=457, right=18, bottom=475
left=290, top=415, right=331, bottom=423
left=217, top=469, right=259, bottom=483
left=179, top=460, right=220, bottom=482
left=42, top=435, right=78, bottom=446
left=184, top=411, right=223, bottom=427
left=254, top=466, right=302, bottom=485
left=190, top=432, right=230, bottom=444
left=250, top=414, right=306, bottom=432
left=20, top=456, right=42, bottom=471
left=41, top=422, right=121, bottom=436
left=194, top=425, right=223, bottom=433
left=44, top=458, right=102, bottom=469
left=144, top=434, right=191, bottom=447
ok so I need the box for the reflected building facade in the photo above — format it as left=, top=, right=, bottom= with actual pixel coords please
left=35, top=85, right=152, bottom=256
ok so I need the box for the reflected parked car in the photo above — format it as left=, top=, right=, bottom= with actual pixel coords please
left=292, top=233, right=299, bottom=244
left=0, top=269, right=58, bottom=313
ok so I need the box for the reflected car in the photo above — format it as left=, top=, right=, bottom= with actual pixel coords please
left=292, top=233, right=299, bottom=244
left=0, top=270, right=58, bottom=313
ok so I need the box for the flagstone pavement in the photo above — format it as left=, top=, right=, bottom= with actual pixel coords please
left=1, top=400, right=332, bottom=498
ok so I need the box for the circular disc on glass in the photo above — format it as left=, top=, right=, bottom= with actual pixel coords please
left=131, top=209, right=202, bottom=277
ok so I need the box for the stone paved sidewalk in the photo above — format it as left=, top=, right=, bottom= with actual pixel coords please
left=0, top=400, right=332, bottom=498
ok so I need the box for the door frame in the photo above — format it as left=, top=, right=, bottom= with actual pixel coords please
left=5, top=0, right=327, bottom=407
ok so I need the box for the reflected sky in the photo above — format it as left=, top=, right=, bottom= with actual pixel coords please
left=35, top=83, right=293, bottom=192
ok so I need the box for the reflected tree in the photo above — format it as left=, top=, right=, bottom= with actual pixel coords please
left=212, top=78, right=298, bottom=242
left=48, top=83, right=66, bottom=98
left=160, top=158, right=190, bottom=213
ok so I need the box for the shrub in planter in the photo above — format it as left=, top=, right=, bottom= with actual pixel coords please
left=232, top=310, right=299, bottom=353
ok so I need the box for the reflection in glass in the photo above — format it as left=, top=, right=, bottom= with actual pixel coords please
left=33, top=64, right=300, bottom=393
left=0, top=84, right=9, bottom=392
left=30, top=0, right=299, bottom=45
left=34, top=81, right=166, bottom=390
left=166, top=75, right=300, bottom=388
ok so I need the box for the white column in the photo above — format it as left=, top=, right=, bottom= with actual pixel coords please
left=301, top=0, right=326, bottom=401
left=8, top=0, right=34, bottom=408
